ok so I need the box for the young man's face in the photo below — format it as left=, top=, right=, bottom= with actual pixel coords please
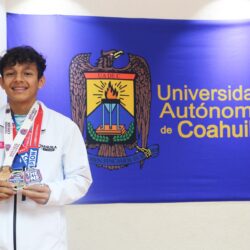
left=0, top=63, right=45, bottom=110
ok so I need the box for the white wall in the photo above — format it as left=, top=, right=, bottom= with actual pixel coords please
left=0, top=0, right=7, bottom=105
left=5, top=0, right=250, bottom=19
left=2, top=1, right=250, bottom=250
left=0, top=0, right=6, bottom=51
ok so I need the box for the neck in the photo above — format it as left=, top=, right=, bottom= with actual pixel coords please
left=9, top=100, right=36, bottom=115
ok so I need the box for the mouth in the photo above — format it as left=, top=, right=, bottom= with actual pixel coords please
left=11, top=86, right=28, bottom=92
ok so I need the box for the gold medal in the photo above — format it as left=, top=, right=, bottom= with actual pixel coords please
left=0, top=166, right=12, bottom=181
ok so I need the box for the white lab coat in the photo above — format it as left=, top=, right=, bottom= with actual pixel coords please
left=0, top=102, right=92, bottom=250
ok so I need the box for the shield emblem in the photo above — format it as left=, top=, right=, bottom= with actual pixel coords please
left=85, top=72, right=136, bottom=145
left=70, top=50, right=158, bottom=169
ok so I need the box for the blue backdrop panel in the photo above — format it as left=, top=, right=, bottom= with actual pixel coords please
left=7, top=13, right=250, bottom=203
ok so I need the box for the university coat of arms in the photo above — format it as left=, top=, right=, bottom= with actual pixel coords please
left=70, top=50, right=158, bottom=170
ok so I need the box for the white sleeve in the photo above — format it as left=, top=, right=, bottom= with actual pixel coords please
left=46, top=122, right=92, bottom=206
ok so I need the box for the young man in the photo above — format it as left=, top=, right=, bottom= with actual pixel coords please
left=0, top=46, right=92, bottom=250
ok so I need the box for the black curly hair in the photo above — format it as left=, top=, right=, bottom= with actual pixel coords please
left=0, top=46, right=46, bottom=79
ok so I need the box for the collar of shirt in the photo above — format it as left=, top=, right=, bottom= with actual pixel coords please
left=0, top=101, right=48, bottom=131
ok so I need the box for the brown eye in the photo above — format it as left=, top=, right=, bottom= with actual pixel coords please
left=4, top=72, right=14, bottom=77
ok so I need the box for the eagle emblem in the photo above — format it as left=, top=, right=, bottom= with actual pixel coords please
left=70, top=50, right=158, bottom=170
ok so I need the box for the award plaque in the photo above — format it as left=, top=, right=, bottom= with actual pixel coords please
left=0, top=166, right=12, bottom=181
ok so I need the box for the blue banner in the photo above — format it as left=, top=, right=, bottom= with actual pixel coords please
left=7, top=13, right=250, bottom=203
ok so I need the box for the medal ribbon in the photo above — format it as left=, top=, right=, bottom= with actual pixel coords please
left=3, top=101, right=43, bottom=169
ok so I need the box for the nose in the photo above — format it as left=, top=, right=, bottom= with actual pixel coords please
left=14, top=72, right=24, bottom=82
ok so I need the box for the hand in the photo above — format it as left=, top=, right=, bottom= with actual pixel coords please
left=0, top=180, right=16, bottom=201
left=22, top=184, right=51, bottom=205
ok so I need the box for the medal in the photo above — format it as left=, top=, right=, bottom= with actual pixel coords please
left=0, top=166, right=12, bottom=181
left=24, top=168, right=42, bottom=185
left=9, top=170, right=25, bottom=190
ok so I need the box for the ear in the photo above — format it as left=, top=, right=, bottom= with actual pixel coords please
left=0, top=77, right=5, bottom=90
left=38, top=76, right=45, bottom=89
